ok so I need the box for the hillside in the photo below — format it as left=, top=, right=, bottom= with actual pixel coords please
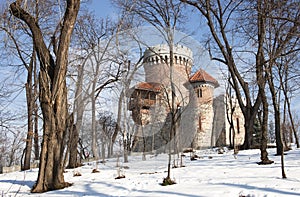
left=1, top=147, right=300, bottom=197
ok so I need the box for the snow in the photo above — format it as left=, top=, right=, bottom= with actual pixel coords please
left=1, top=147, right=300, bottom=197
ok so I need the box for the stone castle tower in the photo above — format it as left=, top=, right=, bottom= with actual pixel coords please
left=129, top=44, right=243, bottom=151
left=143, top=44, right=193, bottom=106
left=189, top=69, right=219, bottom=148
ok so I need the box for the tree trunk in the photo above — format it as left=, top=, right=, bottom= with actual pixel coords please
left=23, top=79, right=34, bottom=170
left=69, top=64, right=85, bottom=167
left=23, top=48, right=36, bottom=170
left=10, top=0, right=80, bottom=192
left=107, top=140, right=112, bottom=158
left=91, top=91, right=99, bottom=159
left=112, top=91, right=124, bottom=157
left=241, top=112, right=255, bottom=149
left=32, top=16, right=40, bottom=162
left=284, top=87, right=300, bottom=148
left=274, top=105, right=284, bottom=154
left=34, top=97, right=39, bottom=160
left=278, top=58, right=300, bottom=148
left=258, top=89, right=273, bottom=164
left=68, top=124, right=79, bottom=168
left=267, top=66, right=284, bottom=155
left=101, top=122, right=106, bottom=162
left=122, top=98, right=129, bottom=163
left=257, top=0, right=272, bottom=165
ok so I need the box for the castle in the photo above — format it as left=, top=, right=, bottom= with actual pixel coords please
left=128, top=44, right=245, bottom=151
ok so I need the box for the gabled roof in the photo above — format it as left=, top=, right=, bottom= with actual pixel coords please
left=189, top=69, right=219, bottom=87
left=127, top=82, right=162, bottom=98
left=134, top=82, right=162, bottom=92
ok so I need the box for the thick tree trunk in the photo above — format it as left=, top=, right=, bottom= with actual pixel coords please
left=258, top=88, right=273, bottom=164
left=241, top=112, right=255, bottom=149
left=68, top=124, right=79, bottom=168
left=257, top=0, right=273, bottom=165
left=10, top=0, right=80, bottom=193
left=33, top=69, right=70, bottom=192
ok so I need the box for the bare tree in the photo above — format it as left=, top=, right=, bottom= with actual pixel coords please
left=263, top=1, right=300, bottom=158
left=181, top=0, right=262, bottom=151
left=116, top=0, right=186, bottom=185
left=114, top=53, right=144, bottom=163
left=0, top=112, right=24, bottom=169
left=0, top=0, right=40, bottom=171
left=279, top=55, right=300, bottom=149
left=224, top=81, right=237, bottom=151
left=71, top=12, right=123, bottom=160
left=255, top=0, right=272, bottom=165
left=98, top=111, right=117, bottom=161
left=182, top=0, right=299, bottom=165
left=9, top=0, right=80, bottom=192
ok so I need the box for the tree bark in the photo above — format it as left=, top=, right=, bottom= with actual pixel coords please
left=256, top=0, right=273, bottom=165
left=10, top=0, right=80, bottom=192
left=33, top=60, right=39, bottom=161
left=267, top=66, right=284, bottom=155
left=68, top=64, right=85, bottom=167
left=68, top=124, right=79, bottom=168
left=282, top=76, right=300, bottom=148
left=91, top=88, right=99, bottom=159
left=23, top=51, right=35, bottom=170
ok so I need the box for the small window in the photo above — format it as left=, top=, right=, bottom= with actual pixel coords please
left=236, top=118, right=240, bottom=134
left=197, top=88, right=202, bottom=98
left=198, top=115, right=202, bottom=131
left=149, top=92, right=156, bottom=100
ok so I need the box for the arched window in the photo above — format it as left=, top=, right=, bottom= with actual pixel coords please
left=197, top=88, right=202, bottom=98
left=198, top=115, right=202, bottom=131
left=236, top=118, right=240, bottom=134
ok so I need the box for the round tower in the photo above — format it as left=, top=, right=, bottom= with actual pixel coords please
left=143, top=44, right=193, bottom=85
left=143, top=44, right=193, bottom=106
left=189, top=69, right=219, bottom=149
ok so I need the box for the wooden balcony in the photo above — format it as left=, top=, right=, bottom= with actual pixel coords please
left=129, top=98, right=156, bottom=110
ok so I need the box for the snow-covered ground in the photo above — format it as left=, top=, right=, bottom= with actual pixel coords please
left=1, top=147, right=300, bottom=197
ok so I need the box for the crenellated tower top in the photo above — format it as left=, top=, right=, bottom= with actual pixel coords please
left=143, top=44, right=193, bottom=70
left=143, top=44, right=194, bottom=85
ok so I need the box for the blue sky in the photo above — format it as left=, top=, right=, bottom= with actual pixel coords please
left=84, top=0, right=300, bottom=114
left=86, top=0, right=115, bottom=18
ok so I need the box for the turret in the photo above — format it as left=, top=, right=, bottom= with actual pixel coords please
left=189, top=69, right=219, bottom=149
left=143, top=44, right=193, bottom=85
left=189, top=69, right=219, bottom=105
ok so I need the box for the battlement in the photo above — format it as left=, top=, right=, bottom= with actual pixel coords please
left=143, top=44, right=193, bottom=66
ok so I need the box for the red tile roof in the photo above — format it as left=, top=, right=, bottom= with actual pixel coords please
left=189, top=69, right=219, bottom=87
left=135, top=82, right=162, bottom=92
